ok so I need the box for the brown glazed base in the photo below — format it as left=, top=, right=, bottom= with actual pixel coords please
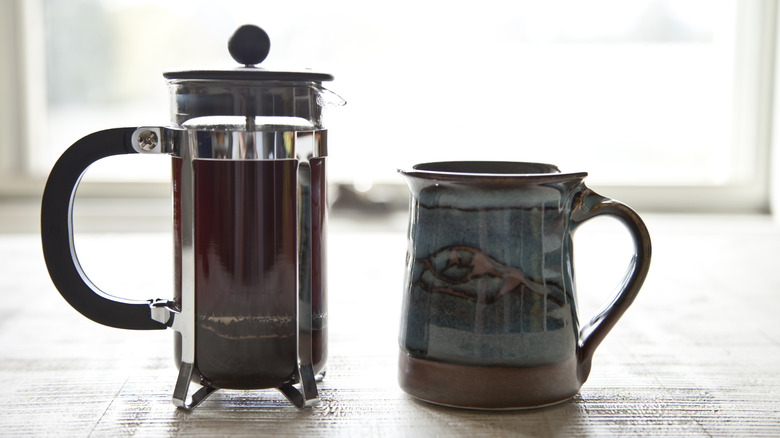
left=398, top=351, right=582, bottom=410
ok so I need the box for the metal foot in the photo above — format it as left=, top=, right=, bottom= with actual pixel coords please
left=172, top=362, right=218, bottom=410
left=277, top=363, right=319, bottom=408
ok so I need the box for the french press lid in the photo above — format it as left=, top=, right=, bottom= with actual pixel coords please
left=163, top=25, right=337, bottom=129
left=163, top=24, right=334, bottom=82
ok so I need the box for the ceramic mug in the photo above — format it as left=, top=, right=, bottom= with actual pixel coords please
left=397, top=161, right=651, bottom=409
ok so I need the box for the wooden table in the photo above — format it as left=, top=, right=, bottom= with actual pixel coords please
left=1, top=211, right=779, bottom=436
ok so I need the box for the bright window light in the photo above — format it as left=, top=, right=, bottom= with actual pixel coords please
left=32, top=0, right=758, bottom=192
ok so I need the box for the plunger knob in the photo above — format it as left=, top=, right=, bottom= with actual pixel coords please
left=228, top=24, right=271, bottom=67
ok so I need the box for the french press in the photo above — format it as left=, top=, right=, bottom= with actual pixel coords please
left=40, top=25, right=341, bottom=409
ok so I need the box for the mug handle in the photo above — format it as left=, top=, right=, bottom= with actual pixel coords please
left=41, top=127, right=166, bottom=330
left=570, top=187, right=652, bottom=381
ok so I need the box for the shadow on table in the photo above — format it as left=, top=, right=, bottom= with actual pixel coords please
left=404, top=394, right=586, bottom=437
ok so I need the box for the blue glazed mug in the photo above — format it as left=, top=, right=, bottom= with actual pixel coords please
left=398, top=161, right=651, bottom=409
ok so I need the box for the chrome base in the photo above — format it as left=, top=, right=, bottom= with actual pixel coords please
left=278, top=363, right=319, bottom=409
left=171, top=363, right=323, bottom=410
left=172, top=362, right=218, bottom=410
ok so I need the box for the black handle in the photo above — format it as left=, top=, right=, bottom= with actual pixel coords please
left=41, top=127, right=166, bottom=330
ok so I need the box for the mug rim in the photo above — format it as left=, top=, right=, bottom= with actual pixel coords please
left=399, top=161, right=588, bottom=182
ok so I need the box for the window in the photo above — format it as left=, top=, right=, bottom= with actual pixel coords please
left=1, top=0, right=775, bottom=212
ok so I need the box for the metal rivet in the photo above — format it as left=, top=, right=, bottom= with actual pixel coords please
left=138, top=130, right=158, bottom=151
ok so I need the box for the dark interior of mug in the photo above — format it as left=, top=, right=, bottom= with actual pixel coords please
left=412, top=161, right=560, bottom=175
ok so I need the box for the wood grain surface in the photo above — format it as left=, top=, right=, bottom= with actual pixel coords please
left=1, top=213, right=779, bottom=437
